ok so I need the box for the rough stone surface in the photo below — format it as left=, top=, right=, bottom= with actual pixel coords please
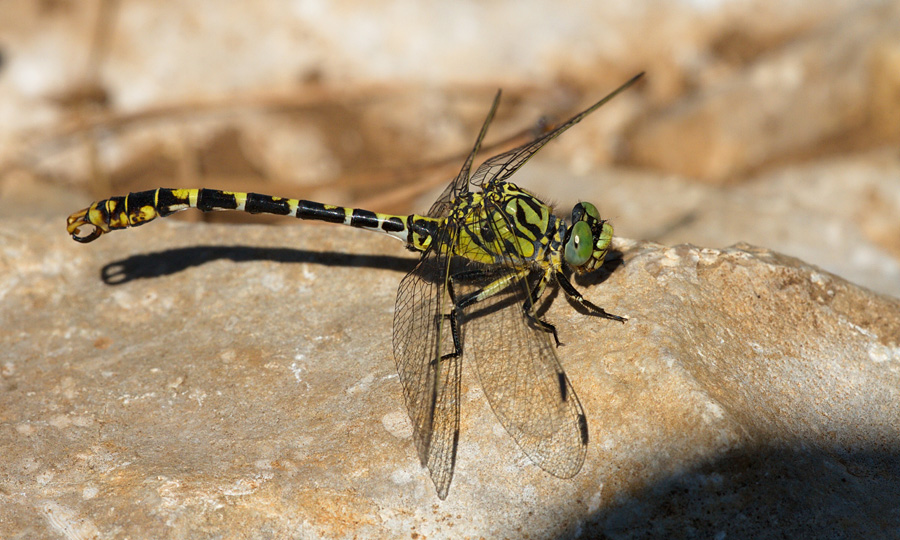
left=625, top=1, right=900, bottom=182
left=2, top=218, right=899, bottom=539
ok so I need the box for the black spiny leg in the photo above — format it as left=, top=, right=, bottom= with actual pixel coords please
left=521, top=273, right=562, bottom=346
left=556, top=272, right=627, bottom=322
left=437, top=269, right=493, bottom=363
left=440, top=308, right=463, bottom=362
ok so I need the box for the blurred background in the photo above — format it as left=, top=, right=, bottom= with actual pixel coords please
left=0, top=0, right=898, bottom=295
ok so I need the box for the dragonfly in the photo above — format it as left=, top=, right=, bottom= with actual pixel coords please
left=66, top=72, right=642, bottom=499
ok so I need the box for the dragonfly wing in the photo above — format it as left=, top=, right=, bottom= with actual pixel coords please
left=457, top=266, right=589, bottom=479
left=470, top=73, right=644, bottom=189
left=427, top=90, right=502, bottom=219
left=392, top=232, right=462, bottom=499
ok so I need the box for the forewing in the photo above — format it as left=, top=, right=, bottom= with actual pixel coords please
left=470, top=72, right=644, bottom=190
left=392, top=229, right=462, bottom=499
left=428, top=90, right=502, bottom=219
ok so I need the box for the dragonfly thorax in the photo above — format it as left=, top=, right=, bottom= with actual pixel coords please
left=444, top=181, right=565, bottom=266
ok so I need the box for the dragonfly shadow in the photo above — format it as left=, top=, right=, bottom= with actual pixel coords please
left=100, top=245, right=417, bottom=285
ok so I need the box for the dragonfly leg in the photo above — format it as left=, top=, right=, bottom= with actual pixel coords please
left=434, top=270, right=492, bottom=364
left=521, top=274, right=562, bottom=346
left=450, top=268, right=563, bottom=347
left=556, top=272, right=627, bottom=322
left=437, top=310, right=462, bottom=363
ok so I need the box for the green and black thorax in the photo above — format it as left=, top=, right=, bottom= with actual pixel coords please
left=431, top=181, right=565, bottom=265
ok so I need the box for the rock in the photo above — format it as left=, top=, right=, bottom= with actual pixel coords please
left=2, top=217, right=898, bottom=538
left=625, top=2, right=900, bottom=182
left=3, top=1, right=877, bottom=196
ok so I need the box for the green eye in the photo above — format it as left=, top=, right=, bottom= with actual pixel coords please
left=565, top=221, right=593, bottom=266
left=581, top=202, right=600, bottom=220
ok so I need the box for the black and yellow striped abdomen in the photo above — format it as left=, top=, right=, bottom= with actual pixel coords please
left=66, top=188, right=439, bottom=251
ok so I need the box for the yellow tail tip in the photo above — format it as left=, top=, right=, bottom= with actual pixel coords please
left=66, top=209, right=104, bottom=243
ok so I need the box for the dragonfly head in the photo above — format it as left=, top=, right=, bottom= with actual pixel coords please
left=563, top=202, right=613, bottom=274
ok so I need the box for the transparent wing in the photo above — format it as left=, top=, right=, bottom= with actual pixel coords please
left=427, top=90, right=502, bottom=219
left=460, top=273, right=589, bottom=478
left=470, top=72, right=644, bottom=190
left=452, top=196, right=589, bottom=478
left=392, top=227, right=462, bottom=499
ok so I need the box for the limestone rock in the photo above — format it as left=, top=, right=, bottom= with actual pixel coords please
left=1, top=218, right=898, bottom=538
left=625, top=2, right=900, bottom=182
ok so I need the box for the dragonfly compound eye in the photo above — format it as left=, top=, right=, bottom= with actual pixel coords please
left=581, top=202, right=600, bottom=221
left=565, top=221, right=593, bottom=267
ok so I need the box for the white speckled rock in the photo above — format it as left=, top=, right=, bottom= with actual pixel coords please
left=1, top=217, right=898, bottom=539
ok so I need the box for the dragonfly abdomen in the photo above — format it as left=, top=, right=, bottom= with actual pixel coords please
left=66, top=187, right=438, bottom=249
